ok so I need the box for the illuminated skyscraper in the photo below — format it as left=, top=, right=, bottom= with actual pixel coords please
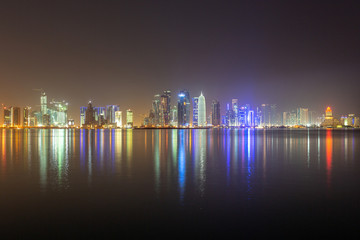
left=177, top=90, right=191, bottom=127
left=10, top=107, right=21, bottom=127
left=248, top=110, right=255, bottom=127
left=225, top=103, right=233, bottom=127
left=49, top=100, right=68, bottom=126
left=40, top=91, right=47, bottom=115
left=232, top=99, right=238, bottom=126
left=321, top=107, right=341, bottom=128
left=170, top=105, right=178, bottom=127
left=85, top=101, right=96, bottom=126
left=94, top=107, right=106, bottom=126
left=283, top=112, right=290, bottom=126
left=115, top=111, right=122, bottom=127
left=106, top=105, right=120, bottom=125
left=348, top=114, right=355, bottom=126
left=297, top=108, right=309, bottom=126
left=3, top=107, right=11, bottom=126
left=198, top=92, right=206, bottom=126
left=309, top=111, right=317, bottom=125
left=192, top=97, right=199, bottom=126
left=238, top=105, right=249, bottom=126
left=231, top=99, right=238, bottom=112
left=161, top=90, right=171, bottom=126
left=23, top=107, right=31, bottom=126
left=261, top=104, right=278, bottom=126
left=152, top=94, right=161, bottom=126
left=211, top=100, right=220, bottom=126
left=126, top=109, right=133, bottom=128
left=80, top=106, right=87, bottom=126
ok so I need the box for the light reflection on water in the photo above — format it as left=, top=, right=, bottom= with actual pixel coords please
left=0, top=129, right=359, bottom=199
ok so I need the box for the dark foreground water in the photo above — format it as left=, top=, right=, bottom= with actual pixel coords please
left=0, top=128, right=360, bottom=238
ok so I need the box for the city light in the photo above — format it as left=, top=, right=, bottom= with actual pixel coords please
left=0, top=89, right=359, bottom=129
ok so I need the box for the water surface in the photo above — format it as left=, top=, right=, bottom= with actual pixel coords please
left=0, top=129, right=359, bottom=238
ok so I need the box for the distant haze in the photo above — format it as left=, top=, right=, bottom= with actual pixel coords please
left=1, top=1, right=359, bottom=125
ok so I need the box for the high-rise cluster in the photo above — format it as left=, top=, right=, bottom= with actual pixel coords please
left=142, top=92, right=341, bottom=128
left=2, top=91, right=70, bottom=127
left=282, top=107, right=319, bottom=127
left=80, top=101, right=132, bottom=128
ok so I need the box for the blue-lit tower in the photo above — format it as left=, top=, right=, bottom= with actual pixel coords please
left=80, top=106, right=87, bottom=126
left=248, top=110, right=255, bottom=127
left=225, top=103, right=233, bottom=127
left=178, top=90, right=191, bottom=127
left=106, top=105, right=120, bottom=125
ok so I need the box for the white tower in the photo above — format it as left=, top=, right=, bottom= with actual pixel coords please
left=115, top=111, right=122, bottom=127
left=198, top=92, right=206, bottom=126
left=40, top=92, right=47, bottom=114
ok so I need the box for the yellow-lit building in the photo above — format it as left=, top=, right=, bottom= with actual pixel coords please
left=321, top=107, right=341, bottom=128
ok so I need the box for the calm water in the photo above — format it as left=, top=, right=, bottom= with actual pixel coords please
left=1, top=128, right=360, bottom=238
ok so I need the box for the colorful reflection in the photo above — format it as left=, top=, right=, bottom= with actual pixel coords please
left=0, top=128, right=359, bottom=204
left=326, top=129, right=333, bottom=187
left=178, top=130, right=186, bottom=203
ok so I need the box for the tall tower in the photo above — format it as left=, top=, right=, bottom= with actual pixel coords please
left=152, top=94, right=161, bottom=126
left=85, top=101, right=96, bottom=126
left=106, top=105, right=120, bottom=124
left=161, top=90, right=171, bottom=126
left=80, top=106, right=87, bottom=127
left=115, top=111, right=122, bottom=127
left=40, top=91, right=47, bottom=115
left=3, top=107, right=11, bottom=126
left=23, top=107, right=31, bottom=126
left=192, top=97, right=199, bottom=126
left=325, top=107, right=333, bottom=119
left=10, top=107, right=21, bottom=127
left=211, top=100, right=220, bottom=126
left=126, top=109, right=133, bottom=128
left=177, top=90, right=191, bottom=127
left=297, top=108, right=309, bottom=126
left=198, top=92, right=206, bottom=126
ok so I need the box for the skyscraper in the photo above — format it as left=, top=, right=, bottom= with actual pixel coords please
left=40, top=91, right=47, bottom=115
left=94, top=107, right=106, bottom=126
left=161, top=90, right=171, bottom=126
left=3, top=107, right=11, bottom=126
left=261, top=104, right=277, bottom=126
left=23, top=107, right=31, bottom=126
left=106, top=105, right=120, bottom=125
left=80, top=106, right=87, bottom=126
left=152, top=94, right=161, bottom=126
left=115, top=111, right=122, bottom=127
left=270, top=104, right=278, bottom=126
left=192, top=97, right=199, bottom=126
left=226, top=103, right=233, bottom=127
left=211, top=100, right=221, bottom=126
left=232, top=99, right=238, bottom=126
left=297, top=108, right=309, bottom=126
left=85, top=101, right=96, bottom=126
left=49, top=100, right=68, bottom=126
left=170, top=105, right=178, bottom=127
left=248, top=110, right=255, bottom=127
left=198, top=93, right=206, bottom=126
left=10, top=107, right=21, bottom=127
left=177, top=90, right=191, bottom=127
left=126, top=109, right=133, bottom=128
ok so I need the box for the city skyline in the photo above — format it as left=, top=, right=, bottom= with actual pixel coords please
left=1, top=88, right=359, bottom=128
left=1, top=2, right=360, bottom=238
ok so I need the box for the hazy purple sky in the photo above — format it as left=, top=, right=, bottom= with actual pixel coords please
left=1, top=1, right=359, bottom=124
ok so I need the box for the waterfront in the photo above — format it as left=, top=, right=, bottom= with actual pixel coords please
left=1, top=128, right=360, bottom=238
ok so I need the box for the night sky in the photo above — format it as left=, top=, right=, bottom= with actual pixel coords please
left=1, top=1, right=360, bottom=124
